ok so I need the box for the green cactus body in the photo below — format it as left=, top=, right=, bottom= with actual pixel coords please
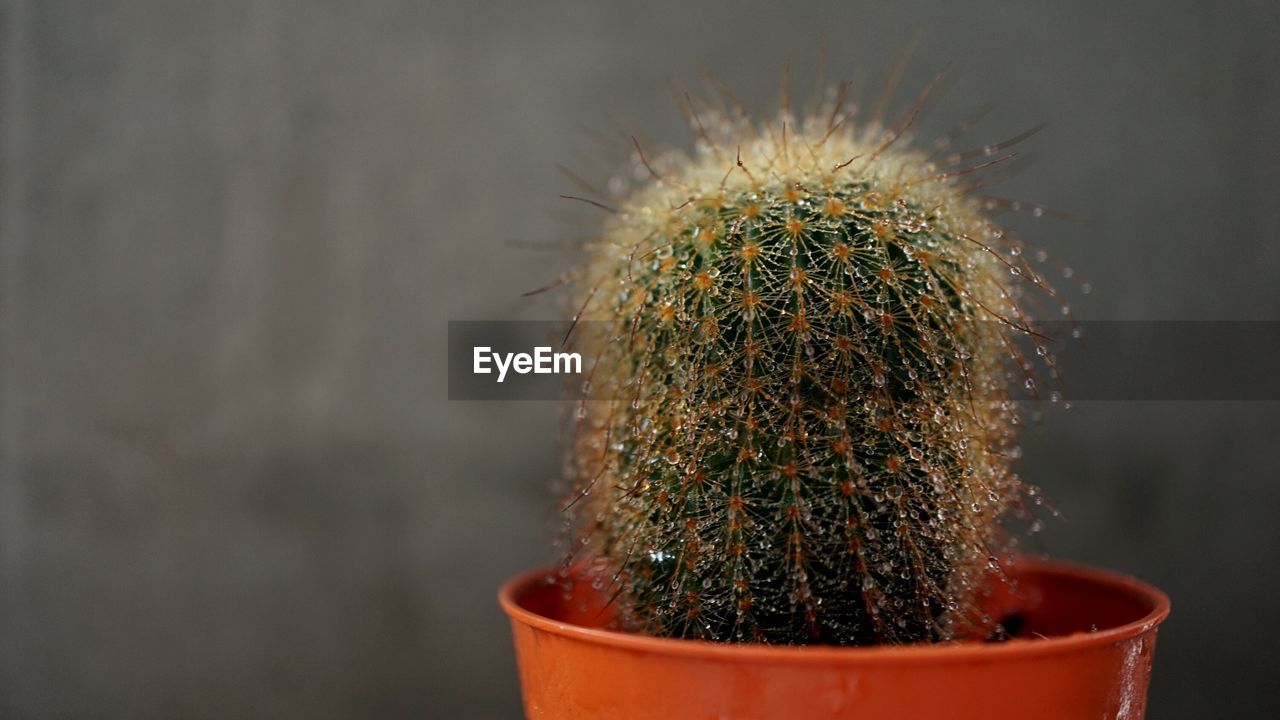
left=568, top=97, right=1045, bottom=645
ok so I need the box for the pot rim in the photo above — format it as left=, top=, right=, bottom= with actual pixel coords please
left=499, top=556, right=1170, bottom=664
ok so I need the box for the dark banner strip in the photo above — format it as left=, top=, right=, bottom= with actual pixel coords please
left=448, top=321, right=1280, bottom=401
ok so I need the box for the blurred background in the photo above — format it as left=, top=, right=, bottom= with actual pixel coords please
left=2, top=0, right=1278, bottom=717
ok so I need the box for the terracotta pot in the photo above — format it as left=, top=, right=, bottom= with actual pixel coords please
left=500, top=557, right=1169, bottom=719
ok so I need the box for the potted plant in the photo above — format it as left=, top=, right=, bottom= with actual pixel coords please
left=500, top=76, right=1169, bottom=719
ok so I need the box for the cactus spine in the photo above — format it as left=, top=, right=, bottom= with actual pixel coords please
left=566, top=83, right=1049, bottom=645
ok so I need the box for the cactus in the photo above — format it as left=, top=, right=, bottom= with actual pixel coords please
left=563, top=79, right=1054, bottom=646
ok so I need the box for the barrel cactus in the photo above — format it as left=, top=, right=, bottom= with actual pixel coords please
left=563, top=80, right=1054, bottom=646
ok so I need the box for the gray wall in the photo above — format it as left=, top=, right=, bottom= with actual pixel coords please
left=1, top=0, right=1277, bottom=717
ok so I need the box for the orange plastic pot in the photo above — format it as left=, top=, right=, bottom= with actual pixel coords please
left=500, top=557, right=1169, bottom=719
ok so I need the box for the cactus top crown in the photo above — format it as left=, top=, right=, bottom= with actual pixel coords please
left=566, top=88, right=1054, bottom=646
